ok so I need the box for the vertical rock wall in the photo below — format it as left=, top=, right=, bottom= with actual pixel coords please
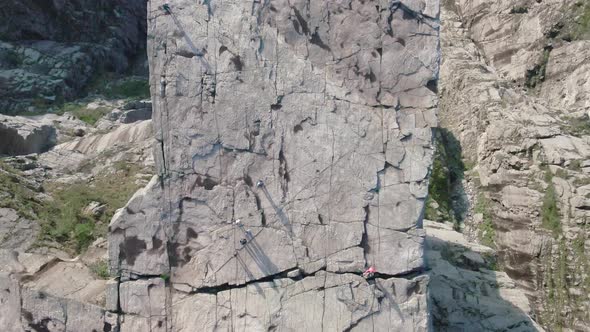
left=108, top=0, right=440, bottom=330
left=439, top=0, right=590, bottom=329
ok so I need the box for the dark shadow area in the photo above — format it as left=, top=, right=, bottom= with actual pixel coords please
left=425, top=128, right=470, bottom=229
left=234, top=254, right=266, bottom=296
left=0, top=124, right=56, bottom=156
left=259, top=186, right=293, bottom=235
left=0, top=0, right=149, bottom=114
left=237, top=224, right=279, bottom=276
left=424, top=223, right=541, bottom=331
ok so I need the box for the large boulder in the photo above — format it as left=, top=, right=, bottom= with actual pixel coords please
left=0, top=114, right=57, bottom=155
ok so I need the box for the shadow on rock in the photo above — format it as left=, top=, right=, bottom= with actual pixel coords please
left=425, top=220, right=544, bottom=331
left=426, top=128, right=470, bottom=227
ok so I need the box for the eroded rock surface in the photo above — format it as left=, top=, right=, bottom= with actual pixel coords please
left=0, top=0, right=148, bottom=113
left=107, top=0, right=440, bottom=330
left=0, top=114, right=57, bottom=155
left=438, top=0, right=590, bottom=329
left=425, top=220, right=544, bottom=331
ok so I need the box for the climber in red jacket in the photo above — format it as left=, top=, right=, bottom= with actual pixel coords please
left=363, top=266, right=376, bottom=278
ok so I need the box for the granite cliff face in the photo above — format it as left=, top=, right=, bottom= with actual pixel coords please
left=106, top=0, right=440, bottom=330
left=9, top=0, right=590, bottom=330
left=435, top=0, right=590, bottom=330
left=0, top=0, right=441, bottom=331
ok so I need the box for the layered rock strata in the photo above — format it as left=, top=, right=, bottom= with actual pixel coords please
left=439, top=0, right=590, bottom=329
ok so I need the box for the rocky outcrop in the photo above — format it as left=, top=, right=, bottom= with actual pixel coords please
left=425, top=220, right=544, bottom=331
left=0, top=114, right=57, bottom=155
left=0, top=0, right=147, bottom=113
left=438, top=0, right=590, bottom=329
left=105, top=0, right=440, bottom=330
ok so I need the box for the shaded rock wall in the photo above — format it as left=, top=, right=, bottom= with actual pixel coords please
left=0, top=0, right=147, bottom=113
left=107, top=0, right=440, bottom=330
left=0, top=114, right=57, bottom=155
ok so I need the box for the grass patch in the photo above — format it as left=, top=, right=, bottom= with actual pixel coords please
left=38, top=163, right=142, bottom=253
left=525, top=48, right=551, bottom=89
left=425, top=128, right=466, bottom=227
left=541, top=171, right=561, bottom=235
left=561, top=116, right=590, bottom=137
left=568, top=160, right=582, bottom=171
left=572, top=2, right=590, bottom=40
left=57, top=103, right=111, bottom=125
left=89, top=260, right=111, bottom=279
left=87, top=72, right=150, bottom=100
left=0, top=161, right=42, bottom=220
left=475, top=193, right=495, bottom=248
left=510, top=6, right=528, bottom=14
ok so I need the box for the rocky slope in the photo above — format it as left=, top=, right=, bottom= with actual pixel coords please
left=425, top=220, right=544, bottom=331
left=0, top=0, right=148, bottom=113
left=435, top=0, right=590, bottom=330
left=0, top=100, right=155, bottom=331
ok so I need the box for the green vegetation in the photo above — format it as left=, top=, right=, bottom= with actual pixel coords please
left=561, top=116, right=590, bottom=137
left=568, top=159, right=582, bottom=171
left=0, top=162, right=42, bottom=220
left=510, top=6, right=528, bottom=14
left=425, top=128, right=466, bottom=228
left=90, top=260, right=111, bottom=279
left=20, top=72, right=150, bottom=117
left=542, top=240, right=570, bottom=331
left=475, top=193, right=495, bottom=248
left=548, top=2, right=590, bottom=41
left=57, top=103, right=111, bottom=125
left=572, top=2, right=590, bottom=40
left=481, top=252, right=500, bottom=271
left=525, top=48, right=551, bottom=89
left=38, top=162, right=142, bottom=253
left=541, top=171, right=561, bottom=235
left=86, top=72, right=150, bottom=100
left=4, top=49, right=23, bottom=67
left=554, top=168, right=569, bottom=179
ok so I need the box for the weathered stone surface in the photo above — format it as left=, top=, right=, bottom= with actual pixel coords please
left=0, top=208, right=40, bottom=251
left=20, top=286, right=116, bottom=332
left=39, top=118, right=154, bottom=175
left=438, top=0, right=590, bottom=329
left=0, top=0, right=148, bottom=112
left=0, top=274, right=24, bottom=332
left=0, top=114, right=57, bottom=155
left=108, top=0, right=440, bottom=330
left=425, top=220, right=544, bottom=331
left=167, top=272, right=430, bottom=332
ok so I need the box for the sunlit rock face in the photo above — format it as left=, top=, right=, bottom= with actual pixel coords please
left=106, top=0, right=440, bottom=330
